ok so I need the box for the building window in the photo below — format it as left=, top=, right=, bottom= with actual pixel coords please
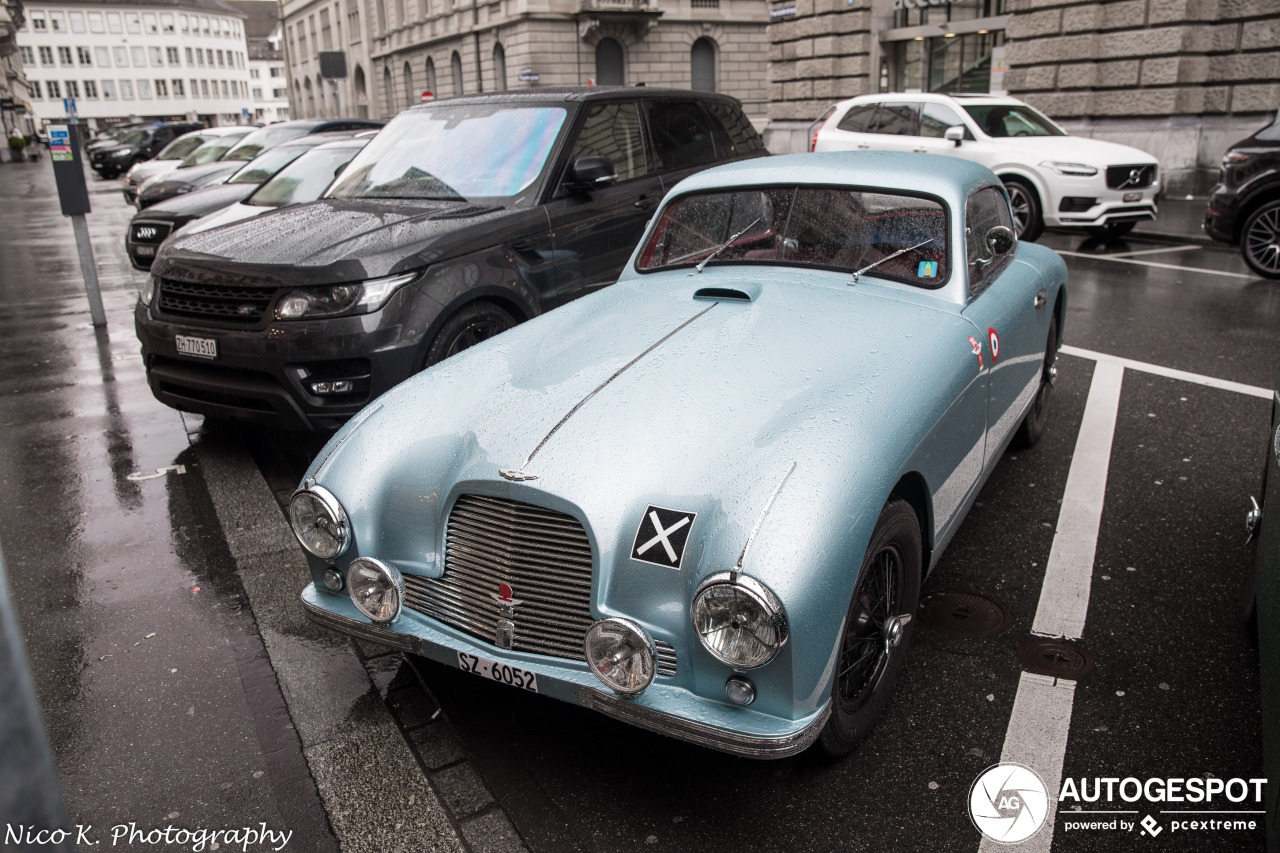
left=138, top=79, right=151, bottom=98
left=195, top=49, right=204, bottom=67
left=70, top=12, right=85, bottom=32
left=221, top=80, right=229, bottom=97
left=65, top=81, right=79, bottom=98
left=380, top=67, right=390, bottom=115
left=31, top=14, right=46, bottom=30
left=167, top=47, right=180, bottom=65
left=84, top=80, right=98, bottom=98
left=58, top=47, right=73, bottom=66
left=691, top=37, right=716, bottom=92
left=30, top=81, right=41, bottom=99
left=132, top=47, right=146, bottom=67
left=425, top=57, right=436, bottom=96
left=77, top=47, right=92, bottom=66
left=376, top=0, right=386, bottom=35
left=320, top=9, right=333, bottom=49
left=102, top=80, right=116, bottom=99
left=273, top=87, right=287, bottom=98
left=403, top=61, right=413, bottom=106
left=49, top=12, right=64, bottom=31
left=120, top=80, right=134, bottom=98
left=19, top=46, right=33, bottom=65
left=200, top=79, right=209, bottom=96
left=88, top=12, right=104, bottom=32
left=144, top=13, right=158, bottom=33
left=216, top=50, right=225, bottom=67
left=126, top=14, right=141, bottom=34
left=96, top=47, right=111, bottom=66
left=595, top=38, right=624, bottom=86
left=114, top=47, right=128, bottom=67
left=180, top=14, right=189, bottom=32
left=252, top=86, right=263, bottom=99
left=270, top=66, right=283, bottom=78
left=172, top=79, right=184, bottom=96
left=451, top=51, right=463, bottom=95
left=38, top=46, right=53, bottom=65
left=47, top=81, right=61, bottom=99
left=151, top=47, right=164, bottom=66
left=161, top=14, right=175, bottom=33
left=347, top=0, right=360, bottom=43
left=107, top=12, right=122, bottom=33
left=493, top=43, right=506, bottom=91
left=156, top=79, right=168, bottom=97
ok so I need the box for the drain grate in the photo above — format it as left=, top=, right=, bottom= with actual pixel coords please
left=917, top=590, right=1011, bottom=638
left=1019, top=638, right=1095, bottom=679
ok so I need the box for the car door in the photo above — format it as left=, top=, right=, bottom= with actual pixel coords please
left=959, top=186, right=1047, bottom=459
left=910, top=101, right=977, bottom=157
left=542, top=100, right=663, bottom=305
left=645, top=99, right=730, bottom=194
left=864, top=101, right=922, bottom=153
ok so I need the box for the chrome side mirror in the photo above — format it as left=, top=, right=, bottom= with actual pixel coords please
left=986, top=225, right=1015, bottom=255
left=944, top=125, right=965, bottom=147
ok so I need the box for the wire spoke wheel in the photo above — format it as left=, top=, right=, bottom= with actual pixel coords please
left=836, top=545, right=902, bottom=708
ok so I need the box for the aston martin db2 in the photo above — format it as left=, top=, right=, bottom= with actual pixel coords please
left=293, top=151, right=1068, bottom=759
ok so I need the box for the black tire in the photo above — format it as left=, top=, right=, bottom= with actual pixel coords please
left=423, top=300, right=517, bottom=369
left=1013, top=312, right=1058, bottom=449
left=1241, top=200, right=1280, bottom=279
left=1088, top=220, right=1136, bottom=238
left=817, top=497, right=922, bottom=758
left=1003, top=178, right=1044, bottom=242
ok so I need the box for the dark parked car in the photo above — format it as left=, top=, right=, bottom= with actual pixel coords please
left=89, top=121, right=203, bottom=179
left=124, top=126, right=252, bottom=206
left=126, top=131, right=368, bottom=270
left=1205, top=111, right=1280, bottom=278
left=1247, top=376, right=1279, bottom=847
left=135, top=118, right=383, bottom=209
left=135, top=87, right=766, bottom=430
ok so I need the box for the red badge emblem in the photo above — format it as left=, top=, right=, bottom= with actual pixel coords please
left=968, top=335, right=983, bottom=368
left=988, top=327, right=1001, bottom=363
left=497, top=582, right=514, bottom=602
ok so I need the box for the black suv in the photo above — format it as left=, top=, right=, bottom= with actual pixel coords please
left=89, top=122, right=203, bottom=179
left=1205, top=112, right=1280, bottom=278
left=136, top=88, right=766, bottom=430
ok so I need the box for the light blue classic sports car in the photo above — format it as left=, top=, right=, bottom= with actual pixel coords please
left=292, top=151, right=1068, bottom=759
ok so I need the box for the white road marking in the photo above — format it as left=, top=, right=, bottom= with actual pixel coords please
left=1105, top=243, right=1201, bottom=258
left=1055, top=250, right=1256, bottom=280
left=1061, top=345, right=1271, bottom=399
left=1032, top=360, right=1124, bottom=639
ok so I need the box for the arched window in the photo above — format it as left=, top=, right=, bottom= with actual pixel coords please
left=403, top=61, right=414, bottom=106
left=492, top=43, right=507, bottom=91
left=316, top=74, right=326, bottom=116
left=691, top=37, right=716, bottom=92
left=595, top=38, right=624, bottom=86
left=383, top=66, right=394, bottom=118
left=375, top=0, right=386, bottom=34
left=396, top=0, right=406, bottom=26
left=425, top=57, right=436, bottom=97
left=451, top=51, right=463, bottom=95
left=353, top=65, right=368, bottom=118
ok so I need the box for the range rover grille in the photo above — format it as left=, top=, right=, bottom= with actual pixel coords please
left=157, top=278, right=278, bottom=324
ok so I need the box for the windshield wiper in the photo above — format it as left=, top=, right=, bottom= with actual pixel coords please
left=850, top=237, right=937, bottom=283
left=695, top=217, right=762, bottom=273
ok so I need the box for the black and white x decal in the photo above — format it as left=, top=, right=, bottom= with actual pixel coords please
left=630, top=505, right=697, bottom=570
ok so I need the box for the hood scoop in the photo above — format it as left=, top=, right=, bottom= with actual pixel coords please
left=693, top=282, right=760, bottom=302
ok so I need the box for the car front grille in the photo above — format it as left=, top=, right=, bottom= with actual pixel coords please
left=130, top=221, right=172, bottom=244
left=1106, top=164, right=1157, bottom=190
left=403, top=494, right=677, bottom=675
left=156, top=278, right=278, bottom=325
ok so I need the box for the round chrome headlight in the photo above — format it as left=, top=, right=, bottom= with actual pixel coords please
left=584, top=618, right=656, bottom=696
left=346, top=557, right=404, bottom=623
left=691, top=573, right=789, bottom=669
left=288, top=485, right=349, bottom=559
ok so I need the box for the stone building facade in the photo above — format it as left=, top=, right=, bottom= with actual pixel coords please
left=282, top=0, right=770, bottom=126
left=765, top=0, right=1280, bottom=194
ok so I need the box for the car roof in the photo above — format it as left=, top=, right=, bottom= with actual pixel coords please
left=311, top=137, right=372, bottom=150
left=271, top=129, right=367, bottom=148
left=835, top=92, right=1028, bottom=108
left=404, top=86, right=744, bottom=112
left=668, top=150, right=998, bottom=208
left=260, top=118, right=384, bottom=131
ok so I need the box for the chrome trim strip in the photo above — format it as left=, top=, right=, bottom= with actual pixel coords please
left=734, top=461, right=796, bottom=580
left=521, top=303, right=717, bottom=467
left=579, top=687, right=831, bottom=759
left=302, top=598, right=422, bottom=654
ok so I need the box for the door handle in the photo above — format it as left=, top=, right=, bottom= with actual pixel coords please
left=912, top=148, right=927, bottom=154
left=1034, top=288, right=1047, bottom=309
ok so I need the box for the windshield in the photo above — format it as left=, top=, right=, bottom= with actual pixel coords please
left=327, top=105, right=567, bottom=201
left=223, top=126, right=309, bottom=161
left=156, top=134, right=207, bottom=160
left=637, top=186, right=949, bottom=286
left=119, top=129, right=150, bottom=145
left=248, top=145, right=362, bottom=208
left=180, top=135, right=247, bottom=167
left=227, top=145, right=309, bottom=185
left=962, top=104, right=1065, bottom=138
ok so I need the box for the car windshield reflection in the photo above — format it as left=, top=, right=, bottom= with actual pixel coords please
left=636, top=186, right=950, bottom=287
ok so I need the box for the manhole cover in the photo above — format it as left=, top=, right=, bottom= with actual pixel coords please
left=1019, top=638, right=1095, bottom=679
left=917, top=590, right=1010, bottom=638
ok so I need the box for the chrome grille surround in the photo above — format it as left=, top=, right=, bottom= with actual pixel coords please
left=403, top=494, right=678, bottom=674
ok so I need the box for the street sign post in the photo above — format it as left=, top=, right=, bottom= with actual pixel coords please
left=47, top=123, right=106, bottom=327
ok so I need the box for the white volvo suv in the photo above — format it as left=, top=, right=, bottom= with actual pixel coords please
left=811, top=93, right=1160, bottom=241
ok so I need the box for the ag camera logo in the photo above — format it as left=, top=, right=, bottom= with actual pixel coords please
left=970, top=763, right=1050, bottom=844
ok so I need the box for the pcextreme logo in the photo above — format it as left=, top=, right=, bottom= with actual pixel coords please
left=969, top=763, right=1050, bottom=844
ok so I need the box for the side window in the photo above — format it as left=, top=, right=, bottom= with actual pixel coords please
left=570, top=102, right=647, bottom=182
left=704, top=102, right=765, bottom=156
left=646, top=101, right=718, bottom=171
left=836, top=103, right=877, bottom=133
left=871, top=102, right=918, bottom=136
left=966, top=186, right=1016, bottom=296
left=919, top=103, right=969, bottom=139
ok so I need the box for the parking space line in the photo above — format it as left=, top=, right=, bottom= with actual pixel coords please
left=1055, top=250, right=1255, bottom=279
left=1106, top=244, right=1201, bottom=258
left=1061, top=345, right=1272, bottom=400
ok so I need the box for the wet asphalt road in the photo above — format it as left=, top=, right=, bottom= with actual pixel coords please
left=2, top=152, right=1277, bottom=853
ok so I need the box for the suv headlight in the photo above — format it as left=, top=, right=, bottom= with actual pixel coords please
left=111, top=149, right=133, bottom=158
left=276, top=272, right=419, bottom=320
left=691, top=573, right=789, bottom=669
left=139, top=274, right=157, bottom=306
left=289, top=485, right=350, bottom=559
left=1040, top=161, right=1098, bottom=177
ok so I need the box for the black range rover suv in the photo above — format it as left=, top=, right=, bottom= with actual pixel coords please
left=136, top=87, right=766, bottom=430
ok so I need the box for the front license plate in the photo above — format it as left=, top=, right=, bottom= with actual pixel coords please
left=457, top=651, right=539, bottom=693
left=135, top=245, right=156, bottom=257
left=1123, top=191, right=1142, bottom=203
left=175, top=334, right=217, bottom=360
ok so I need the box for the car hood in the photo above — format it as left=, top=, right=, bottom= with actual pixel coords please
left=131, top=183, right=258, bottom=223
left=127, top=159, right=182, bottom=184
left=173, top=200, right=263, bottom=237
left=308, top=268, right=977, bottom=596
left=143, top=161, right=237, bottom=191
left=154, top=197, right=514, bottom=284
left=997, top=135, right=1158, bottom=168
